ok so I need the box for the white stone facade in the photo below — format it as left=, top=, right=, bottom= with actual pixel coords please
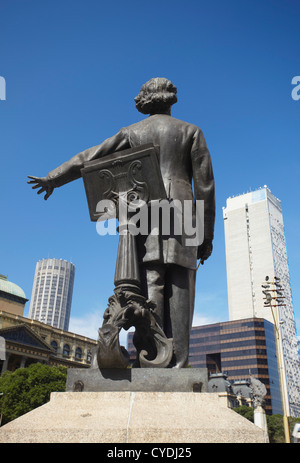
left=223, top=187, right=300, bottom=417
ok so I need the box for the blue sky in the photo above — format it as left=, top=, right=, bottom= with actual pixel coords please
left=0, top=0, right=299, bottom=343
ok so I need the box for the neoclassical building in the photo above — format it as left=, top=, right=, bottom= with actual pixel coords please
left=0, top=274, right=28, bottom=317
left=0, top=310, right=97, bottom=372
left=0, top=273, right=97, bottom=373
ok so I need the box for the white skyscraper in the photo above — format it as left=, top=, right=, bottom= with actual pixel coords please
left=29, top=258, right=75, bottom=331
left=223, top=186, right=300, bottom=417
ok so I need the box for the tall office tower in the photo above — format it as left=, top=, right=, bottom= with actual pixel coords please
left=223, top=186, right=300, bottom=416
left=29, top=259, right=75, bottom=331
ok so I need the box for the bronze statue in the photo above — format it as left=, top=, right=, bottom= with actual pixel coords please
left=28, top=78, right=215, bottom=368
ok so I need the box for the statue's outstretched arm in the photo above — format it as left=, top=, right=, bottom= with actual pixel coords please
left=28, top=129, right=130, bottom=200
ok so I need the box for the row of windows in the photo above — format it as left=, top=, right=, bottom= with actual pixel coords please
left=188, top=354, right=268, bottom=366
left=37, top=275, right=65, bottom=280
left=189, top=349, right=267, bottom=361
left=190, top=320, right=265, bottom=336
left=33, top=306, right=67, bottom=315
left=221, top=339, right=266, bottom=349
left=224, top=368, right=270, bottom=376
left=35, top=285, right=66, bottom=292
left=38, top=265, right=70, bottom=271
left=187, top=360, right=270, bottom=379
left=223, top=330, right=266, bottom=341
left=188, top=355, right=206, bottom=363
left=35, top=278, right=66, bottom=286
left=222, top=357, right=268, bottom=367
left=36, top=288, right=67, bottom=294
left=221, top=348, right=267, bottom=358
left=35, top=294, right=67, bottom=304
left=189, top=342, right=267, bottom=355
left=32, top=298, right=67, bottom=309
left=189, top=344, right=220, bottom=353
left=50, top=341, right=92, bottom=361
left=190, top=330, right=266, bottom=345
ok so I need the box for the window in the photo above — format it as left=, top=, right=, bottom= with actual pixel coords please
left=63, top=344, right=70, bottom=357
left=50, top=340, right=58, bottom=352
left=75, top=347, right=82, bottom=360
left=87, top=350, right=92, bottom=363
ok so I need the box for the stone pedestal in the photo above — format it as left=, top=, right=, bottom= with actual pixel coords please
left=0, top=391, right=267, bottom=443
left=66, top=367, right=208, bottom=392
left=254, top=406, right=269, bottom=442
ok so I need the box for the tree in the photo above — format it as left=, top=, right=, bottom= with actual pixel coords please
left=233, top=405, right=254, bottom=423
left=266, top=414, right=300, bottom=443
left=0, top=363, right=67, bottom=425
left=234, top=406, right=300, bottom=443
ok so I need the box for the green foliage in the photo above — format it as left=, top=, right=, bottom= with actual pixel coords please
left=234, top=406, right=300, bottom=443
left=233, top=405, right=254, bottom=423
left=266, top=414, right=285, bottom=443
left=267, top=414, right=300, bottom=443
left=0, top=363, right=67, bottom=425
left=289, top=417, right=300, bottom=442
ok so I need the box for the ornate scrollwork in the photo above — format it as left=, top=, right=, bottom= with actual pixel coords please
left=250, top=376, right=267, bottom=408
left=97, top=288, right=173, bottom=369
left=98, top=160, right=149, bottom=215
left=127, top=160, right=149, bottom=205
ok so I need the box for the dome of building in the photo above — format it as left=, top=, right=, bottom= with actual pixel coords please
left=0, top=274, right=27, bottom=300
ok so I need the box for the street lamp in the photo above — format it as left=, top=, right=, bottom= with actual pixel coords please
left=262, top=276, right=290, bottom=443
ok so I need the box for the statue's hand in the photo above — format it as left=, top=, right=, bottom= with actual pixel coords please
left=197, top=239, right=213, bottom=264
left=27, top=176, right=54, bottom=200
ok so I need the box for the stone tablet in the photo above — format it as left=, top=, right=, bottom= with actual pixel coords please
left=81, top=143, right=166, bottom=222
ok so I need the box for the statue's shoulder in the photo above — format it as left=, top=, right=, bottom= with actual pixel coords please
left=125, top=115, right=200, bottom=133
left=171, top=116, right=200, bottom=131
left=168, top=117, right=203, bottom=139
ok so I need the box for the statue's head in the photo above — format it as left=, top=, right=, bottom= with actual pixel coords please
left=135, top=77, right=177, bottom=115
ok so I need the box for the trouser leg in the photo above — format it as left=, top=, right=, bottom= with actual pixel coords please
left=140, top=262, right=196, bottom=368
left=140, top=263, right=166, bottom=327
left=166, top=265, right=196, bottom=368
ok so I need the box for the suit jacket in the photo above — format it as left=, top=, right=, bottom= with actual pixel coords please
left=47, top=114, right=215, bottom=270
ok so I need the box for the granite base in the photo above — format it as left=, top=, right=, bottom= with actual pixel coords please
left=0, top=391, right=267, bottom=443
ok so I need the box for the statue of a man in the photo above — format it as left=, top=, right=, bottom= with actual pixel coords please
left=28, top=78, right=215, bottom=368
